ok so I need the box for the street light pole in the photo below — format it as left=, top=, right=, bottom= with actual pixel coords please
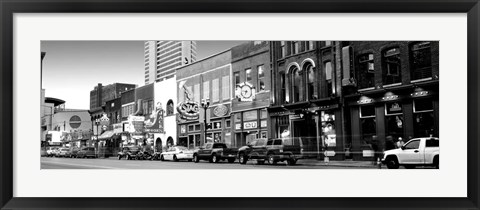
left=95, top=119, right=100, bottom=147
left=201, top=98, right=210, bottom=144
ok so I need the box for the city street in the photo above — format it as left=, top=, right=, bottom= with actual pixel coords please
left=40, top=157, right=376, bottom=169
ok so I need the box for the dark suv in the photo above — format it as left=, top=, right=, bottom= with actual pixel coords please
left=238, top=137, right=318, bottom=165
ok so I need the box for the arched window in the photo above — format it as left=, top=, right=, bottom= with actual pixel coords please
left=305, top=64, right=316, bottom=100
left=324, top=61, right=334, bottom=96
left=291, top=67, right=302, bottom=102
left=166, top=100, right=174, bottom=116
left=280, top=72, right=287, bottom=103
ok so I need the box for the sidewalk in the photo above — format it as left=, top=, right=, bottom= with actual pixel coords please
left=298, top=159, right=383, bottom=168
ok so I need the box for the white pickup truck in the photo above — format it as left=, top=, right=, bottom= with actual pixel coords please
left=381, top=137, right=439, bottom=169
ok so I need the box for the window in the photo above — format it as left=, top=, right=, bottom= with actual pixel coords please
left=411, top=42, right=432, bottom=80
left=358, top=53, right=375, bottom=89
left=325, top=41, right=332, bottom=46
left=324, top=61, right=334, bottom=96
left=413, top=98, right=435, bottom=137
left=360, top=105, right=376, bottom=145
left=234, top=72, right=240, bottom=86
left=166, top=100, right=174, bottom=116
left=280, top=73, right=286, bottom=103
left=243, top=110, right=258, bottom=121
left=280, top=41, right=286, bottom=58
left=203, top=81, right=210, bottom=100
left=212, top=79, right=219, bottom=102
left=193, top=85, right=200, bottom=102
left=291, top=67, right=302, bottom=102
left=245, top=69, right=252, bottom=83
left=426, top=138, right=439, bottom=147
left=383, top=48, right=402, bottom=85
left=321, top=110, right=336, bottom=147
left=257, top=65, right=265, bottom=91
left=291, top=41, right=299, bottom=54
left=225, top=120, right=231, bottom=128
left=404, top=140, right=420, bottom=150
left=306, top=64, right=316, bottom=100
left=305, top=41, right=314, bottom=51
left=222, top=76, right=230, bottom=100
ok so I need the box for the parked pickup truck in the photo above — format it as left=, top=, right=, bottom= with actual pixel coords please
left=193, top=142, right=238, bottom=163
left=238, top=137, right=318, bottom=165
left=382, top=137, right=439, bottom=169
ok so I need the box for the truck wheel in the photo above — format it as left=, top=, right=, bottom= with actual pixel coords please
left=228, top=158, right=235, bottom=163
left=211, top=154, right=219, bottom=163
left=434, top=156, right=439, bottom=169
left=386, top=156, right=399, bottom=169
left=239, top=154, right=247, bottom=164
left=193, top=154, right=199, bottom=163
left=267, top=154, right=277, bottom=165
left=173, top=155, right=178, bottom=162
left=287, top=158, right=297, bottom=166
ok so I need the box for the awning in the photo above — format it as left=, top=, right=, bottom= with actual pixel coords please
left=98, top=130, right=114, bottom=140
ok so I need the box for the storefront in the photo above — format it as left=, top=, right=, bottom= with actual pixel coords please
left=347, top=84, right=439, bottom=161
left=177, top=103, right=232, bottom=149
left=268, top=100, right=344, bottom=160
left=232, top=109, right=267, bottom=147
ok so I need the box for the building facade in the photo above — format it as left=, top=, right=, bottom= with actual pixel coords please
left=144, top=41, right=197, bottom=84
left=342, top=41, right=439, bottom=161
left=268, top=41, right=344, bottom=160
left=152, top=78, right=178, bottom=152
left=176, top=50, right=232, bottom=148
left=231, top=41, right=271, bottom=147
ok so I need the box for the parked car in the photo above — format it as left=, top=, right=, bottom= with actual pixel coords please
left=76, top=147, right=97, bottom=158
left=193, top=142, right=238, bottom=163
left=237, top=138, right=268, bottom=164
left=46, top=147, right=58, bottom=157
left=382, top=137, right=439, bottom=169
left=56, top=148, right=70, bottom=157
left=65, top=147, right=80, bottom=158
left=117, top=145, right=140, bottom=160
left=239, top=137, right=318, bottom=165
left=51, top=147, right=61, bottom=157
left=159, top=146, right=193, bottom=161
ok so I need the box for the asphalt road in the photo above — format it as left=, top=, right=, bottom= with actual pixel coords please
left=40, top=157, right=364, bottom=169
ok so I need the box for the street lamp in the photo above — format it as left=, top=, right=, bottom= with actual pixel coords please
left=201, top=98, right=210, bottom=144
left=95, top=118, right=100, bottom=147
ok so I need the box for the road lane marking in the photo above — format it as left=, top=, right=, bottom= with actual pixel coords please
left=41, top=160, right=116, bottom=169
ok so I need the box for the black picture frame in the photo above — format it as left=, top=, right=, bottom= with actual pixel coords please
left=1, top=1, right=479, bottom=209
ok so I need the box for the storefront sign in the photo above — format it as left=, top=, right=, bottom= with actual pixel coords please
left=180, top=125, right=186, bottom=133
left=113, top=123, right=123, bottom=133
left=289, top=114, right=302, bottom=120
left=260, top=120, right=267, bottom=128
left=235, top=123, right=242, bottom=130
left=243, top=121, right=257, bottom=129
left=145, top=102, right=165, bottom=133
left=386, top=102, right=403, bottom=115
left=213, top=104, right=229, bottom=117
left=128, top=115, right=145, bottom=134
left=235, top=82, right=256, bottom=101
left=177, top=100, right=200, bottom=120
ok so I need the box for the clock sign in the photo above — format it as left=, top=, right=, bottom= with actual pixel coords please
left=235, top=82, right=256, bottom=101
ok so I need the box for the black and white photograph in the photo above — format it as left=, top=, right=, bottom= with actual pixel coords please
left=40, top=40, right=439, bottom=170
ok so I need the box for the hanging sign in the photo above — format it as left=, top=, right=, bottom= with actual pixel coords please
left=177, top=100, right=200, bottom=120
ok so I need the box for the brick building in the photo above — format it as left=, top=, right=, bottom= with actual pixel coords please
left=231, top=41, right=271, bottom=147
left=176, top=50, right=232, bottom=148
left=342, top=41, right=439, bottom=161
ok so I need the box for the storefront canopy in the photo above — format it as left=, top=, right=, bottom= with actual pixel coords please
left=98, top=130, right=114, bottom=140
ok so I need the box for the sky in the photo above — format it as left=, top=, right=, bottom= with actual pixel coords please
left=41, top=41, right=247, bottom=110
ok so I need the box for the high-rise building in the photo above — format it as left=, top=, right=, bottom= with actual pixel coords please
left=144, top=41, right=197, bottom=84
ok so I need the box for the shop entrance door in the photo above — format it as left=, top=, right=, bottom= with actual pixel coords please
left=292, top=120, right=306, bottom=138
left=155, top=138, right=162, bottom=152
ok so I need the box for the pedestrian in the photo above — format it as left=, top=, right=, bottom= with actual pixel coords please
left=371, top=135, right=380, bottom=165
left=396, top=137, right=405, bottom=148
left=385, top=136, right=396, bottom=151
